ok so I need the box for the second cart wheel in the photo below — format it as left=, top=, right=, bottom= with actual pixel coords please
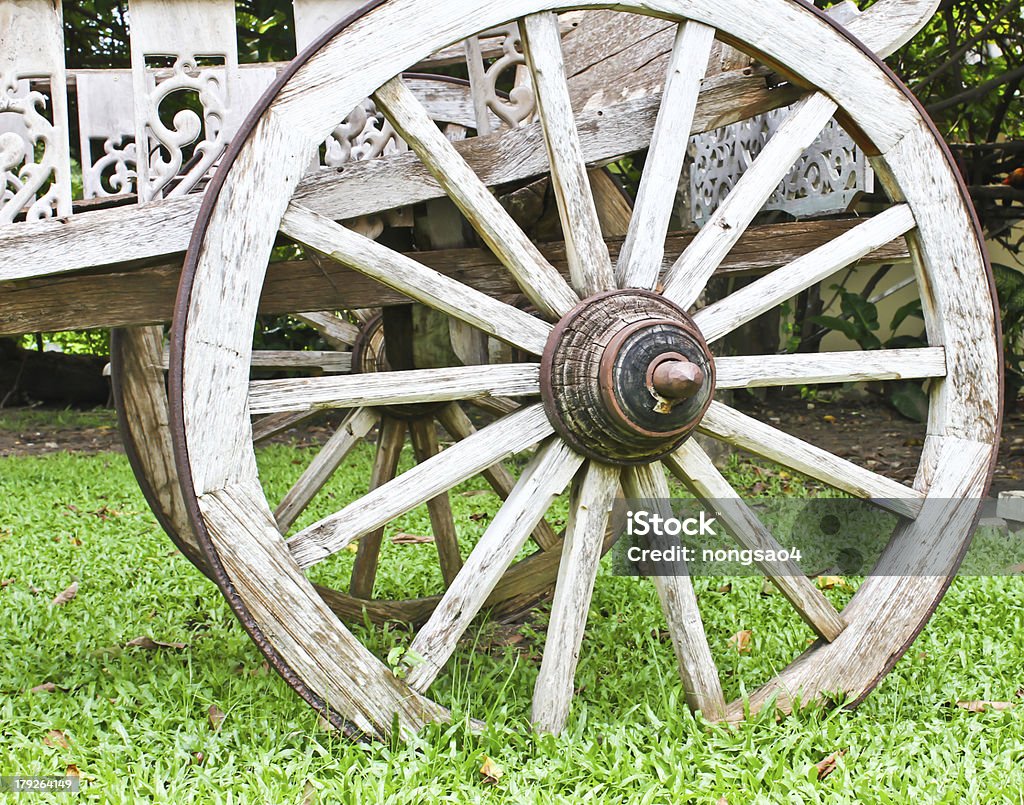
left=170, top=0, right=999, bottom=738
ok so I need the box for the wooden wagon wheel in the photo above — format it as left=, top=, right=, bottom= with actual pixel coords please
left=110, top=310, right=568, bottom=625
left=169, top=0, right=1000, bottom=739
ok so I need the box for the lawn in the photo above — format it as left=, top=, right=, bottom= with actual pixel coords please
left=0, top=427, right=1022, bottom=803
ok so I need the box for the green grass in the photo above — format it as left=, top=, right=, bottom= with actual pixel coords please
left=0, top=407, right=118, bottom=433
left=1, top=444, right=1022, bottom=803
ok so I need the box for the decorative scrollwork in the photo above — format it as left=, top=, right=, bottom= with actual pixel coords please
left=689, top=107, right=873, bottom=227
left=466, top=25, right=536, bottom=134
left=139, top=56, right=228, bottom=202
left=85, top=136, right=137, bottom=198
left=322, top=98, right=405, bottom=167
left=0, top=74, right=64, bottom=223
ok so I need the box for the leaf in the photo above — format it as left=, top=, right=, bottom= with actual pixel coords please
left=126, top=636, right=187, bottom=651
left=728, top=629, right=752, bottom=654
left=391, top=533, right=434, bottom=545
left=479, top=756, right=503, bottom=784
left=31, top=682, right=57, bottom=694
left=816, top=576, right=848, bottom=590
left=815, top=749, right=846, bottom=780
left=208, top=704, right=226, bottom=732
left=66, top=764, right=80, bottom=779
left=52, top=581, right=78, bottom=606
left=890, top=298, right=923, bottom=331
left=302, top=780, right=318, bottom=805
left=717, top=583, right=732, bottom=594
left=44, top=729, right=70, bottom=749
left=1, top=578, right=14, bottom=587
left=888, top=381, right=929, bottom=423
left=469, top=512, right=489, bottom=522
left=956, top=700, right=1015, bottom=713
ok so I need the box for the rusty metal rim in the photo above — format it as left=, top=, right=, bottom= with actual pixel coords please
left=167, top=0, right=1003, bottom=729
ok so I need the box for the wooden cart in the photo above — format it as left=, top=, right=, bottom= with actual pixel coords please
left=0, top=0, right=1002, bottom=739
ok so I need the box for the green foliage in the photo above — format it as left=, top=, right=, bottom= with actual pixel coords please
left=19, top=330, right=110, bottom=357
left=810, top=287, right=929, bottom=421
left=1, top=444, right=1023, bottom=802
left=992, top=262, right=1024, bottom=401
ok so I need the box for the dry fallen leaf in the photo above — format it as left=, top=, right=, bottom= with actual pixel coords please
left=760, top=579, right=778, bottom=596
left=31, top=682, right=57, bottom=694
left=125, top=636, right=187, bottom=651
left=208, top=704, right=226, bottom=732
left=1004, top=563, right=1024, bottom=574
left=816, top=576, right=848, bottom=591
left=66, top=764, right=80, bottom=779
left=460, top=490, right=488, bottom=498
left=956, top=700, right=1015, bottom=713
left=469, top=512, right=488, bottom=522
left=823, top=415, right=837, bottom=424
left=302, top=780, right=318, bottom=805
left=479, top=756, right=503, bottom=784
left=391, top=533, right=434, bottom=545
left=51, top=582, right=78, bottom=606
left=815, top=749, right=846, bottom=780
left=717, top=583, right=732, bottom=594
left=716, top=798, right=729, bottom=805
left=728, top=630, right=752, bottom=654
left=44, top=729, right=70, bottom=749
left=1, top=578, right=14, bottom=588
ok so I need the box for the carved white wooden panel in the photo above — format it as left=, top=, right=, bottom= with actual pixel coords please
left=688, top=108, right=875, bottom=226
left=0, top=0, right=72, bottom=223
left=128, top=0, right=242, bottom=202
left=77, top=71, right=137, bottom=198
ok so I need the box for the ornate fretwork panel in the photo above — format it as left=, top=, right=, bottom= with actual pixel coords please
left=689, top=108, right=874, bottom=227
left=128, top=0, right=243, bottom=203
left=77, top=71, right=138, bottom=199
left=465, top=24, right=536, bottom=135
left=0, top=0, right=72, bottom=224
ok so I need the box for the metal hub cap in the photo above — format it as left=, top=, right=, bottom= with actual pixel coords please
left=540, top=290, right=716, bottom=464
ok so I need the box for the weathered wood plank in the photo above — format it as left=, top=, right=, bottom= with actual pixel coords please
left=698, top=401, right=925, bottom=519
left=162, top=347, right=351, bottom=373
left=0, top=218, right=910, bottom=336
left=280, top=203, right=551, bottom=354
left=616, top=21, right=715, bottom=291
left=693, top=205, right=917, bottom=343
left=522, top=12, right=614, bottom=297
left=715, top=347, right=946, bottom=390
left=405, top=438, right=584, bottom=693
left=274, top=407, right=379, bottom=532
left=0, top=66, right=801, bottom=284
left=664, top=441, right=846, bottom=642
left=531, top=460, right=620, bottom=734
left=248, top=363, right=541, bottom=415
left=662, top=93, right=839, bottom=309
left=373, top=76, right=579, bottom=319
left=436, top=402, right=561, bottom=553
left=349, top=417, right=407, bottom=599
left=621, top=463, right=726, bottom=719
left=288, top=404, right=554, bottom=569
left=408, top=418, right=464, bottom=587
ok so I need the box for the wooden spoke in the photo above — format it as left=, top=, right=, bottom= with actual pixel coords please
left=372, top=77, right=579, bottom=319
left=532, top=460, right=619, bottom=734
left=521, top=12, right=614, bottom=297
left=274, top=407, right=379, bottom=533
left=288, top=404, right=554, bottom=569
left=699, top=401, right=925, bottom=519
left=280, top=204, right=551, bottom=354
left=405, top=438, right=585, bottom=692
left=436, top=403, right=560, bottom=552
left=694, top=205, right=917, bottom=342
left=161, top=347, right=351, bottom=374
left=251, top=410, right=317, bottom=443
left=621, top=464, right=726, bottom=719
left=664, top=442, right=846, bottom=642
left=248, top=363, right=541, bottom=415
left=409, top=418, right=463, bottom=587
left=349, top=417, right=408, bottom=599
left=616, top=21, right=716, bottom=291
left=662, top=93, right=839, bottom=309
left=293, top=312, right=360, bottom=348
left=716, top=347, right=946, bottom=390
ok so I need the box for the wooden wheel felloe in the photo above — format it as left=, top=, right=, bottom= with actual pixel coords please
left=170, top=1, right=999, bottom=739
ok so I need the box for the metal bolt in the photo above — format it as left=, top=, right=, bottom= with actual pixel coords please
left=651, top=359, right=704, bottom=402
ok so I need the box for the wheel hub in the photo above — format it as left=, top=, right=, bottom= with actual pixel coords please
left=541, top=290, right=716, bottom=464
